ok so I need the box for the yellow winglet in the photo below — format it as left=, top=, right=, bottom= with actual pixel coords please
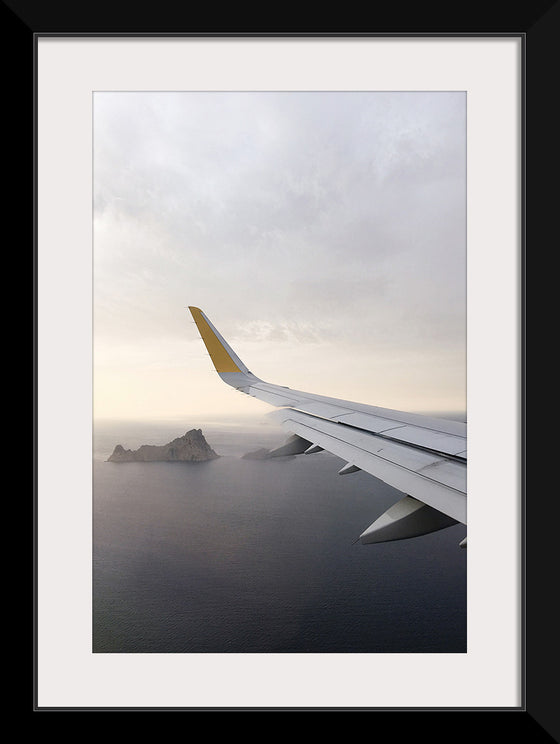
left=189, top=306, right=244, bottom=374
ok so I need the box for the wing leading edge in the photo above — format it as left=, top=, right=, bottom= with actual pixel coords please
left=189, top=307, right=466, bottom=547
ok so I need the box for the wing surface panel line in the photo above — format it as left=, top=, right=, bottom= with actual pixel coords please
left=282, top=407, right=467, bottom=464
left=281, top=415, right=466, bottom=496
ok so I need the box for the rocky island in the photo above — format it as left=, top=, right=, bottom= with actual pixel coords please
left=107, top=428, right=219, bottom=463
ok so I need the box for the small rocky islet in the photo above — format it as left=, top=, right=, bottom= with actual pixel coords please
left=107, top=428, right=220, bottom=463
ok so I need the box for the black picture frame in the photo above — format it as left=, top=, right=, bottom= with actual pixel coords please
left=15, top=1, right=551, bottom=733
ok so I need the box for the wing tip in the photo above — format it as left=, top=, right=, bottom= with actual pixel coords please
left=188, top=306, right=247, bottom=375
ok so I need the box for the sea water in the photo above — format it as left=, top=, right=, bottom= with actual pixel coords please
left=93, top=420, right=467, bottom=653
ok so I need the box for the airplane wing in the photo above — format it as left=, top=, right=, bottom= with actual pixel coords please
left=189, top=307, right=467, bottom=547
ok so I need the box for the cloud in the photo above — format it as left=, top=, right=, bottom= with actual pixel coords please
left=93, top=91, right=466, bottom=419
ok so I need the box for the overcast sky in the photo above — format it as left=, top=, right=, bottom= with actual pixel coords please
left=93, top=91, right=466, bottom=424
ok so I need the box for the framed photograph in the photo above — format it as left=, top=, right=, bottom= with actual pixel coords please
left=26, top=18, right=540, bottom=723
